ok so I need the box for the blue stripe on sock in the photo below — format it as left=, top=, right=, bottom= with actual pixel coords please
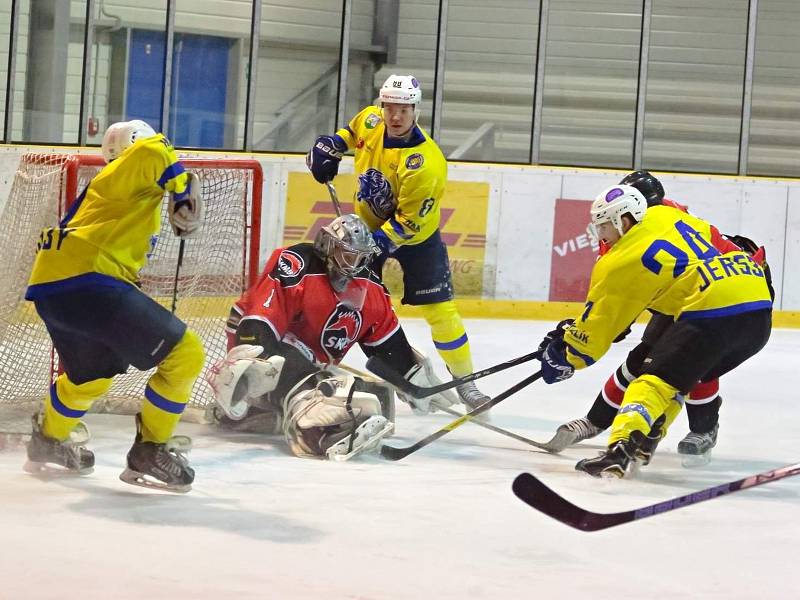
left=49, top=383, right=87, bottom=419
left=433, top=333, right=469, bottom=351
left=144, top=385, right=187, bottom=415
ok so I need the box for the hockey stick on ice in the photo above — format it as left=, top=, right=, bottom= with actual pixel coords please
left=512, top=462, right=800, bottom=532
left=366, top=351, right=542, bottom=399
left=439, top=406, right=552, bottom=451
left=171, top=239, right=186, bottom=314
left=380, top=371, right=542, bottom=461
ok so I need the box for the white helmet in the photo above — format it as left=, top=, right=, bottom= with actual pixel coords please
left=379, top=74, right=422, bottom=105
left=101, top=119, right=156, bottom=163
left=591, top=185, right=647, bottom=236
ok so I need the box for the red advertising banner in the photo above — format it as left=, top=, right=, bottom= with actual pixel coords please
left=548, top=198, right=598, bottom=301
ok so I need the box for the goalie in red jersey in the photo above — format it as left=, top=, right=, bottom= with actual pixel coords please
left=543, top=170, right=773, bottom=463
left=206, top=214, right=459, bottom=461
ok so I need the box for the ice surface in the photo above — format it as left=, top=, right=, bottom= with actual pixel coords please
left=1, top=319, right=797, bottom=599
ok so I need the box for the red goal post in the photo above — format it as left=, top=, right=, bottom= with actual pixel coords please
left=0, top=153, right=264, bottom=431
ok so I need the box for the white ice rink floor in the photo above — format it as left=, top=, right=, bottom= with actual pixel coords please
left=1, top=319, right=797, bottom=600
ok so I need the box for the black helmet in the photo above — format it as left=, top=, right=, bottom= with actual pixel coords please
left=619, top=170, right=664, bottom=207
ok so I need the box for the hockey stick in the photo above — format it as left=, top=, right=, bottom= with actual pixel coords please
left=366, top=351, right=541, bottom=399
left=171, top=239, right=186, bottom=314
left=325, top=181, right=343, bottom=217
left=380, top=371, right=542, bottom=461
left=439, top=406, right=552, bottom=451
left=512, top=462, right=800, bottom=532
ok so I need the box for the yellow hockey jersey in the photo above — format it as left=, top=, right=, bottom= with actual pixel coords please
left=563, top=205, right=772, bottom=370
left=335, top=106, right=447, bottom=247
left=26, top=134, right=190, bottom=298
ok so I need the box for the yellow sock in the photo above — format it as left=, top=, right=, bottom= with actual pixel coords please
left=140, top=329, right=205, bottom=443
left=608, top=374, right=680, bottom=445
left=418, top=301, right=473, bottom=377
left=42, top=375, right=113, bottom=440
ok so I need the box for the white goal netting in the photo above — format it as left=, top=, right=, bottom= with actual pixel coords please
left=0, top=153, right=263, bottom=436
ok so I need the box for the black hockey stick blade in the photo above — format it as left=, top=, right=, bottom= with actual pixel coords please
left=366, top=351, right=541, bottom=399
left=512, top=462, right=800, bottom=532
left=380, top=371, right=542, bottom=461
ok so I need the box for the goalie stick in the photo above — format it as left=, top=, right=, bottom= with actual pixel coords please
left=512, top=462, right=800, bottom=532
left=366, top=351, right=541, bottom=399
left=380, top=371, right=542, bottom=461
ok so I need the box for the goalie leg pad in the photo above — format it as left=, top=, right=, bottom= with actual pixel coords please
left=283, top=374, right=389, bottom=459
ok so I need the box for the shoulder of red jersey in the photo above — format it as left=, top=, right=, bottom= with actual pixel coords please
left=268, top=243, right=326, bottom=286
left=662, top=198, right=689, bottom=213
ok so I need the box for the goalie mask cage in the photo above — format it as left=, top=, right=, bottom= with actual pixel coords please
left=0, top=153, right=263, bottom=436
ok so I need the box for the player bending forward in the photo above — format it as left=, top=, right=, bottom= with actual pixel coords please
left=536, top=184, right=772, bottom=478
left=306, top=74, right=491, bottom=413
left=544, top=171, right=772, bottom=464
left=207, top=214, right=457, bottom=460
left=24, top=120, right=204, bottom=492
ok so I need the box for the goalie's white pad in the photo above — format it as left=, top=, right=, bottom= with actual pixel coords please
left=396, top=349, right=458, bottom=415
left=206, top=344, right=284, bottom=421
left=325, top=415, right=393, bottom=461
left=283, top=373, right=390, bottom=459
left=169, top=171, right=203, bottom=239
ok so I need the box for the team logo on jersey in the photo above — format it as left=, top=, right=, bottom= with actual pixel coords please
left=277, top=249, right=305, bottom=277
left=357, top=169, right=395, bottom=220
left=365, top=113, right=382, bottom=129
left=405, top=153, right=424, bottom=170
left=321, top=304, right=363, bottom=362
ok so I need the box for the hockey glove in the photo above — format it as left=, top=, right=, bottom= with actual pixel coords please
left=537, top=318, right=575, bottom=354
left=398, top=359, right=458, bottom=415
left=169, top=172, right=203, bottom=239
left=540, top=338, right=575, bottom=385
left=372, top=229, right=397, bottom=259
left=306, top=135, right=347, bottom=184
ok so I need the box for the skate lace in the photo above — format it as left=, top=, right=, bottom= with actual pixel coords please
left=456, top=381, right=489, bottom=405
left=564, top=417, right=600, bottom=440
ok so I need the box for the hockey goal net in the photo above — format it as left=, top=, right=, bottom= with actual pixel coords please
left=0, top=153, right=262, bottom=437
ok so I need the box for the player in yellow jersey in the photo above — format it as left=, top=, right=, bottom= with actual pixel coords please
left=23, top=120, right=205, bottom=492
left=536, top=185, right=772, bottom=478
left=306, top=74, right=491, bottom=413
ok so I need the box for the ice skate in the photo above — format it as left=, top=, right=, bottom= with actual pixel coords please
left=24, top=414, right=94, bottom=476
left=119, top=413, right=194, bottom=493
left=325, top=415, right=393, bottom=461
left=678, top=424, right=718, bottom=468
left=456, top=380, right=492, bottom=422
left=575, top=429, right=658, bottom=478
left=541, top=417, right=603, bottom=453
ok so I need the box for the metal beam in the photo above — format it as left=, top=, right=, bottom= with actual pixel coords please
left=243, top=0, right=261, bottom=151
left=632, top=0, right=653, bottom=170
left=4, top=0, right=20, bottom=141
left=78, top=0, right=96, bottom=145
left=738, top=0, right=759, bottom=175
left=161, top=0, right=176, bottom=136
left=335, top=0, right=352, bottom=128
left=432, top=0, right=448, bottom=141
left=530, top=0, right=550, bottom=164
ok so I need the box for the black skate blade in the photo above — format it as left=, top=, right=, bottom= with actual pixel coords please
left=23, top=460, right=93, bottom=477
left=119, top=468, right=192, bottom=494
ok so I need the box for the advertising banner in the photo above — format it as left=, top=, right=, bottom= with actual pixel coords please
left=548, top=198, right=598, bottom=302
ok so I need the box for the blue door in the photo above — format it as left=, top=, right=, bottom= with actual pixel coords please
left=127, top=30, right=231, bottom=148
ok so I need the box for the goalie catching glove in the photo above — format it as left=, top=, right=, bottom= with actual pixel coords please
left=169, top=171, right=203, bottom=238
left=206, top=344, right=285, bottom=420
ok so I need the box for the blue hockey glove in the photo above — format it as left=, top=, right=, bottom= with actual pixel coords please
left=372, top=229, right=397, bottom=258
left=306, top=135, right=347, bottom=184
left=537, top=318, right=575, bottom=354
left=540, top=338, right=575, bottom=385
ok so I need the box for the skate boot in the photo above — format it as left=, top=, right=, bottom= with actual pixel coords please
left=119, top=413, right=194, bottom=493
left=24, top=414, right=94, bottom=475
left=575, top=439, right=636, bottom=478
left=324, top=415, right=394, bottom=461
left=541, top=417, right=603, bottom=453
left=456, top=381, right=492, bottom=421
left=678, top=424, right=718, bottom=467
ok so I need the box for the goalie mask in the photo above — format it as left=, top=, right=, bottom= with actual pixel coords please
left=101, top=119, right=157, bottom=163
left=591, top=185, right=648, bottom=237
left=314, top=214, right=379, bottom=309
